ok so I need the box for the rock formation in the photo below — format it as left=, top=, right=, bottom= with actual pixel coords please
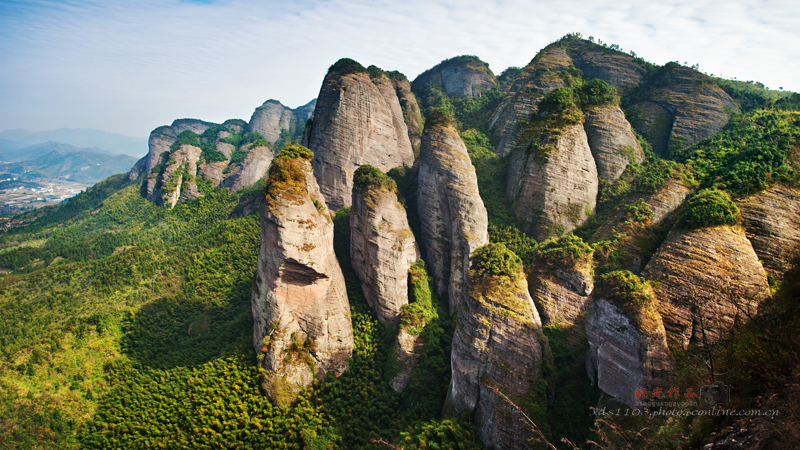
left=388, top=328, right=423, bottom=392
left=528, top=256, right=594, bottom=326
left=583, top=104, right=643, bottom=182
left=248, top=99, right=316, bottom=146
left=411, top=55, right=497, bottom=98
left=350, top=166, right=419, bottom=326
left=445, top=245, right=548, bottom=449
left=561, top=38, right=647, bottom=96
left=251, top=145, right=353, bottom=407
left=625, top=64, right=738, bottom=156
left=391, top=75, right=424, bottom=150
left=489, top=45, right=573, bottom=156
left=737, top=184, right=800, bottom=280
left=586, top=298, right=671, bottom=407
left=306, top=59, right=415, bottom=211
left=417, top=118, right=488, bottom=312
left=642, top=225, right=771, bottom=348
left=128, top=119, right=214, bottom=182
left=222, top=144, right=274, bottom=191
left=506, top=123, right=599, bottom=240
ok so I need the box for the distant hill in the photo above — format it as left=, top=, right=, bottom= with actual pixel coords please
left=0, top=148, right=137, bottom=184
left=0, top=141, right=113, bottom=163
left=0, top=128, right=147, bottom=157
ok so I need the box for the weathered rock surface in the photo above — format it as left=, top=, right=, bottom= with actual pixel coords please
left=586, top=298, right=671, bottom=407
left=392, top=76, right=424, bottom=149
left=412, top=55, right=497, bottom=98
left=418, top=123, right=489, bottom=312
left=307, top=66, right=415, bottom=211
left=251, top=153, right=353, bottom=406
left=128, top=119, right=214, bottom=181
left=489, top=45, right=573, bottom=156
left=388, top=328, right=423, bottom=392
left=350, top=183, right=419, bottom=326
left=583, top=104, right=643, bottom=182
left=248, top=99, right=316, bottom=146
left=529, top=256, right=594, bottom=326
left=222, top=144, right=274, bottom=191
left=506, top=123, right=599, bottom=240
left=737, top=184, right=800, bottom=280
left=626, top=64, right=738, bottom=156
left=562, top=39, right=647, bottom=96
left=445, top=273, right=547, bottom=450
left=157, top=144, right=202, bottom=208
left=642, top=225, right=771, bottom=348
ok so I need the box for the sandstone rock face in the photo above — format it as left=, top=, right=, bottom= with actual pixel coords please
left=251, top=155, right=353, bottom=406
left=412, top=56, right=497, bottom=98
left=529, top=257, right=594, bottom=326
left=489, top=45, right=573, bottom=156
left=222, top=144, right=274, bottom=191
left=350, top=184, right=419, bottom=326
left=642, top=225, right=771, bottom=348
left=627, top=65, right=738, bottom=156
left=562, top=39, right=647, bottom=96
left=129, top=120, right=214, bottom=181
left=583, top=105, right=643, bottom=182
left=737, top=184, right=800, bottom=280
left=307, top=70, right=415, bottom=211
left=159, top=144, right=202, bottom=208
left=506, top=124, right=599, bottom=240
left=388, top=328, right=423, bottom=392
left=586, top=298, right=671, bottom=407
left=418, top=123, right=489, bottom=312
left=392, top=77, right=424, bottom=149
left=446, top=274, right=547, bottom=450
left=249, top=100, right=295, bottom=144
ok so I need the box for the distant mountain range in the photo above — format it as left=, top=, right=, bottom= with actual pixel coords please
left=0, top=142, right=138, bottom=184
left=0, top=128, right=147, bottom=157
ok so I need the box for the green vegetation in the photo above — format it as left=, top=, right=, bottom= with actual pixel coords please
left=422, top=108, right=455, bottom=130
left=327, top=58, right=367, bottom=78
left=537, top=233, right=593, bottom=267
left=353, top=165, right=397, bottom=193
left=399, top=260, right=438, bottom=333
left=538, top=87, right=584, bottom=125
left=682, top=188, right=741, bottom=228
left=577, top=79, right=620, bottom=108
left=674, top=109, right=800, bottom=196
left=471, top=243, right=522, bottom=279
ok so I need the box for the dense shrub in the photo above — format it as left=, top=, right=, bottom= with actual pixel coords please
left=327, top=57, right=366, bottom=78
left=274, top=142, right=313, bottom=162
left=537, top=233, right=593, bottom=267
left=683, top=188, right=741, bottom=228
left=538, top=87, right=584, bottom=124
left=596, top=270, right=653, bottom=305
left=578, top=79, right=619, bottom=108
left=423, top=108, right=455, bottom=130
left=353, top=165, right=396, bottom=193
left=471, top=243, right=523, bottom=279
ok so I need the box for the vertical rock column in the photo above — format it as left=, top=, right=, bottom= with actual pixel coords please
left=417, top=117, right=489, bottom=313
left=251, top=144, right=353, bottom=407
left=350, top=165, right=419, bottom=327
left=445, top=243, right=549, bottom=450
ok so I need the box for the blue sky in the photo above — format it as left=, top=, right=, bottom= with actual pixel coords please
left=1, top=0, right=799, bottom=137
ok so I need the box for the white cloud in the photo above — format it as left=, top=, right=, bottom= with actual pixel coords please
left=0, top=0, right=798, bottom=136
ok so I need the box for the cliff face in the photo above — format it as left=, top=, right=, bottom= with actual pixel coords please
left=583, top=104, right=643, bottom=182
left=626, top=64, right=739, bottom=156
left=489, top=45, right=573, bottom=156
left=506, top=123, right=599, bottom=240
left=411, top=56, right=497, bottom=98
left=129, top=119, right=214, bottom=181
left=562, top=39, right=647, bottom=96
left=586, top=298, right=671, bottom=407
left=528, top=256, right=594, bottom=326
left=222, top=144, right=274, bottom=192
left=391, top=76, right=424, bottom=149
left=251, top=149, right=353, bottom=407
left=307, top=66, right=415, bottom=211
left=642, top=225, right=771, bottom=348
left=737, top=184, right=800, bottom=280
left=248, top=99, right=316, bottom=146
left=446, top=269, right=547, bottom=449
left=350, top=182, right=419, bottom=327
left=417, top=122, right=489, bottom=312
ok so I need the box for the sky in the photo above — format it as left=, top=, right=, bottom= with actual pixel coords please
left=1, top=0, right=799, bottom=138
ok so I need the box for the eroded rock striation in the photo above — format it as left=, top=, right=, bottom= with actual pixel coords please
left=528, top=256, right=594, bottom=326
left=251, top=145, right=353, bottom=407
left=411, top=55, right=497, bottom=98
left=642, top=225, right=771, bottom=348
left=583, top=104, right=643, bottom=182
left=350, top=167, right=419, bottom=326
left=506, top=123, right=599, bottom=240
left=306, top=60, right=415, bottom=211
left=586, top=298, right=671, bottom=407
left=417, top=119, right=488, bottom=312
left=737, top=184, right=800, bottom=280
left=445, top=247, right=548, bottom=449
